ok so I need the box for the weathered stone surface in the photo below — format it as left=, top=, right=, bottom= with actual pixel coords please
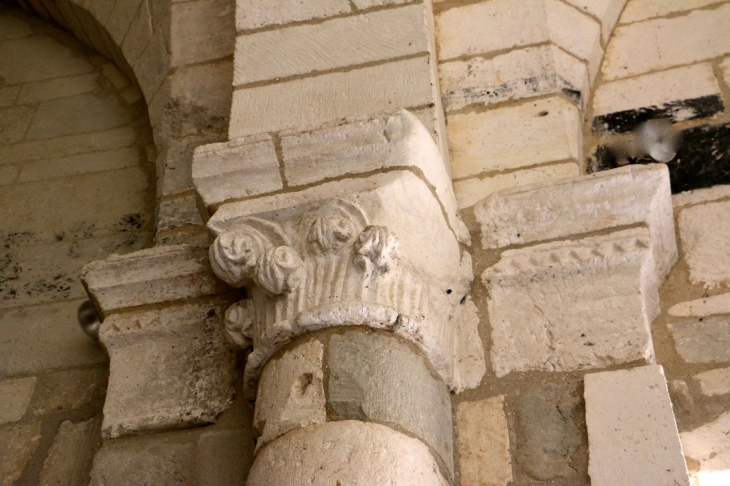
left=584, top=365, right=690, bottom=486
left=0, top=422, right=41, bottom=486
left=669, top=317, right=730, bottom=364
left=0, top=377, right=35, bottom=425
left=17, top=72, right=99, bottom=104
left=89, top=434, right=194, bottom=486
left=32, top=367, right=107, bottom=415
left=515, top=382, right=582, bottom=480
left=693, top=367, right=730, bottom=397
left=100, top=302, right=235, bottom=438
left=246, top=421, right=449, bottom=486
left=170, top=0, right=235, bottom=67
left=0, top=105, right=34, bottom=145
left=0, top=36, right=93, bottom=84
left=196, top=429, right=255, bottom=486
left=81, top=245, right=226, bottom=316
left=451, top=296, right=486, bottom=393
left=669, top=293, right=730, bottom=317
left=17, top=147, right=142, bottom=183
left=678, top=200, right=730, bottom=289
left=456, top=396, right=512, bottom=486
left=156, top=195, right=204, bottom=233
left=476, top=163, right=677, bottom=280
left=620, top=0, right=722, bottom=24
left=39, top=418, right=102, bottom=486
left=236, top=0, right=349, bottom=31
left=254, top=339, right=326, bottom=450
left=681, top=410, right=730, bottom=479
left=329, top=331, right=454, bottom=477
left=192, top=134, right=282, bottom=211
left=673, top=184, right=730, bottom=208
left=483, top=228, right=657, bottom=377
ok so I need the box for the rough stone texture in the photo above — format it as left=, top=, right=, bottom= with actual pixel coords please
left=447, top=96, right=581, bottom=178
left=476, top=164, right=677, bottom=281
left=89, top=434, right=195, bottom=486
left=38, top=418, right=102, bottom=486
left=483, top=228, right=657, bottom=377
left=196, top=429, right=255, bottom=486
left=236, top=0, right=350, bottom=31
left=80, top=245, right=226, bottom=316
left=0, top=377, right=35, bottom=425
left=456, top=396, right=512, bottom=486
left=585, top=365, right=689, bottom=486
left=234, top=5, right=429, bottom=85
left=669, top=293, right=730, bottom=317
left=0, top=422, right=41, bottom=486
left=192, top=134, right=282, bottom=211
left=681, top=410, right=730, bottom=478
left=100, top=302, right=235, bottom=438
left=669, top=317, right=730, bottom=364
left=32, top=367, right=107, bottom=415
left=620, top=0, right=723, bottom=24
left=156, top=195, right=204, bottom=233
left=246, top=421, right=449, bottom=486
left=515, top=382, right=583, bottom=480
left=694, top=367, right=730, bottom=397
left=253, top=340, right=326, bottom=450
left=678, top=200, right=730, bottom=289
left=328, top=331, right=454, bottom=477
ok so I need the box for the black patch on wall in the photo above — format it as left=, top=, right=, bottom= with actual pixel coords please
left=592, top=95, right=725, bottom=134
left=589, top=123, right=730, bottom=193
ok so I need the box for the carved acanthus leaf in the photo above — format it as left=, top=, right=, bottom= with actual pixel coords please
left=355, top=225, right=400, bottom=275
left=210, top=229, right=266, bottom=287
left=224, top=300, right=255, bottom=348
left=256, top=246, right=305, bottom=295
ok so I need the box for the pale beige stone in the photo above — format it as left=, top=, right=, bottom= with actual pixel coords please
left=679, top=200, right=730, bottom=289
left=0, top=423, right=41, bottom=486
left=593, top=63, right=721, bottom=118
left=133, top=27, right=169, bottom=100
left=352, top=0, right=410, bottom=7
left=0, top=377, right=35, bottom=425
left=545, top=0, right=603, bottom=81
left=17, top=147, right=142, bottom=183
left=17, top=72, right=99, bottom=104
left=564, top=0, right=627, bottom=43
left=681, top=411, right=730, bottom=477
left=247, top=421, right=449, bottom=486
left=669, top=317, right=730, bottom=364
left=0, top=13, right=32, bottom=39
left=254, top=340, right=326, bottom=450
left=234, top=5, right=429, bottom=85
left=454, top=162, right=579, bottom=209
left=0, top=36, right=94, bottom=84
left=236, top=0, right=350, bottom=31
left=160, top=133, right=228, bottom=197
left=156, top=194, right=204, bottom=232
left=0, top=86, right=19, bottom=107
left=229, top=56, right=434, bottom=138
left=673, top=185, right=730, bottom=208
left=483, top=228, right=657, bottom=377
left=39, top=418, right=101, bottom=486
left=669, top=293, right=730, bottom=317
left=447, top=96, right=581, bottom=178
left=694, top=367, right=730, bottom=396
left=169, top=59, right=233, bottom=122
left=120, top=0, right=153, bottom=66
left=585, top=365, right=690, bottom=486
left=0, top=105, right=34, bottom=145
left=722, top=57, right=730, bottom=91
left=603, top=4, right=730, bottom=80
left=170, top=0, right=235, bottom=67
left=32, top=367, right=107, bottom=415
left=621, top=0, right=723, bottom=24
left=451, top=296, right=487, bottom=393
left=457, top=396, right=512, bottom=486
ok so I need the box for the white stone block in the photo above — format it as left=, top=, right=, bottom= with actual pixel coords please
left=0, top=377, right=35, bottom=425
left=620, top=0, right=722, bottom=24
left=234, top=5, right=429, bottom=85
left=456, top=396, right=512, bottom=486
left=668, top=316, right=730, bottom=364
left=170, top=0, right=235, bottom=67
left=681, top=411, right=730, bottom=478
left=584, top=365, right=690, bottom=486
left=674, top=185, right=730, bottom=208
left=246, top=421, right=449, bottom=486
left=603, top=4, right=730, bottom=80
left=439, top=46, right=588, bottom=112
left=669, top=293, right=730, bottom=317
left=236, top=0, right=350, bottom=31
left=192, top=135, right=282, bottom=211
left=447, top=96, right=581, bottom=178
left=229, top=56, right=434, bottom=139
left=254, top=340, right=326, bottom=451
left=483, top=228, right=657, bottom=377
left=693, top=367, right=730, bottom=397
left=545, top=0, right=603, bottom=81
left=679, top=200, right=730, bottom=289
left=475, top=164, right=678, bottom=280
left=454, top=162, right=579, bottom=209
left=564, top=0, right=627, bottom=43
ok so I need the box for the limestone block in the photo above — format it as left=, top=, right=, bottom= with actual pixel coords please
left=133, top=27, right=170, bottom=101
left=192, top=134, right=282, bottom=211
left=253, top=340, right=326, bottom=450
left=160, top=133, right=228, bottom=197
left=17, top=72, right=99, bottom=104
left=104, top=0, right=143, bottom=43
left=456, top=396, right=512, bottom=486
left=229, top=56, right=434, bottom=139
left=679, top=200, right=730, bottom=289
left=693, top=367, right=730, bottom=397
left=38, top=418, right=101, bottom=486
left=32, top=367, right=107, bottom=415
left=681, top=410, right=730, bottom=478
left=17, top=147, right=142, bottom=183
left=564, top=0, right=627, bottom=43
left=0, top=105, right=33, bottom=145
left=196, top=429, right=255, bottom=486
left=545, top=0, right=603, bottom=81
left=439, top=46, right=589, bottom=112
left=0, top=377, right=35, bottom=425
left=328, top=331, right=454, bottom=477
left=593, top=63, right=723, bottom=133
left=169, top=60, right=234, bottom=124
left=120, top=0, right=153, bottom=65
left=483, top=228, right=657, bottom=377
left=620, top=0, right=722, bottom=24
left=585, top=365, right=689, bottom=486
left=234, top=5, right=429, bottom=85
left=669, top=293, right=730, bottom=317
left=81, top=245, right=226, bottom=316
left=89, top=434, right=194, bottom=486
left=100, top=301, right=235, bottom=437
left=603, top=4, right=730, bottom=80
left=673, top=184, right=730, bottom=208
left=0, top=36, right=93, bottom=84
left=475, top=164, right=677, bottom=280
left=447, top=96, right=581, bottom=178
left=450, top=296, right=487, bottom=392
left=0, top=423, right=41, bottom=486
left=516, top=382, right=583, bottom=480
left=156, top=195, right=204, bottom=233
left=0, top=13, right=32, bottom=39
left=236, top=0, right=350, bottom=31
left=722, top=57, right=730, bottom=92
left=170, top=0, right=235, bottom=67
left=454, top=163, right=579, bottom=210
left=246, top=421, right=449, bottom=486
left=668, top=317, right=730, bottom=364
